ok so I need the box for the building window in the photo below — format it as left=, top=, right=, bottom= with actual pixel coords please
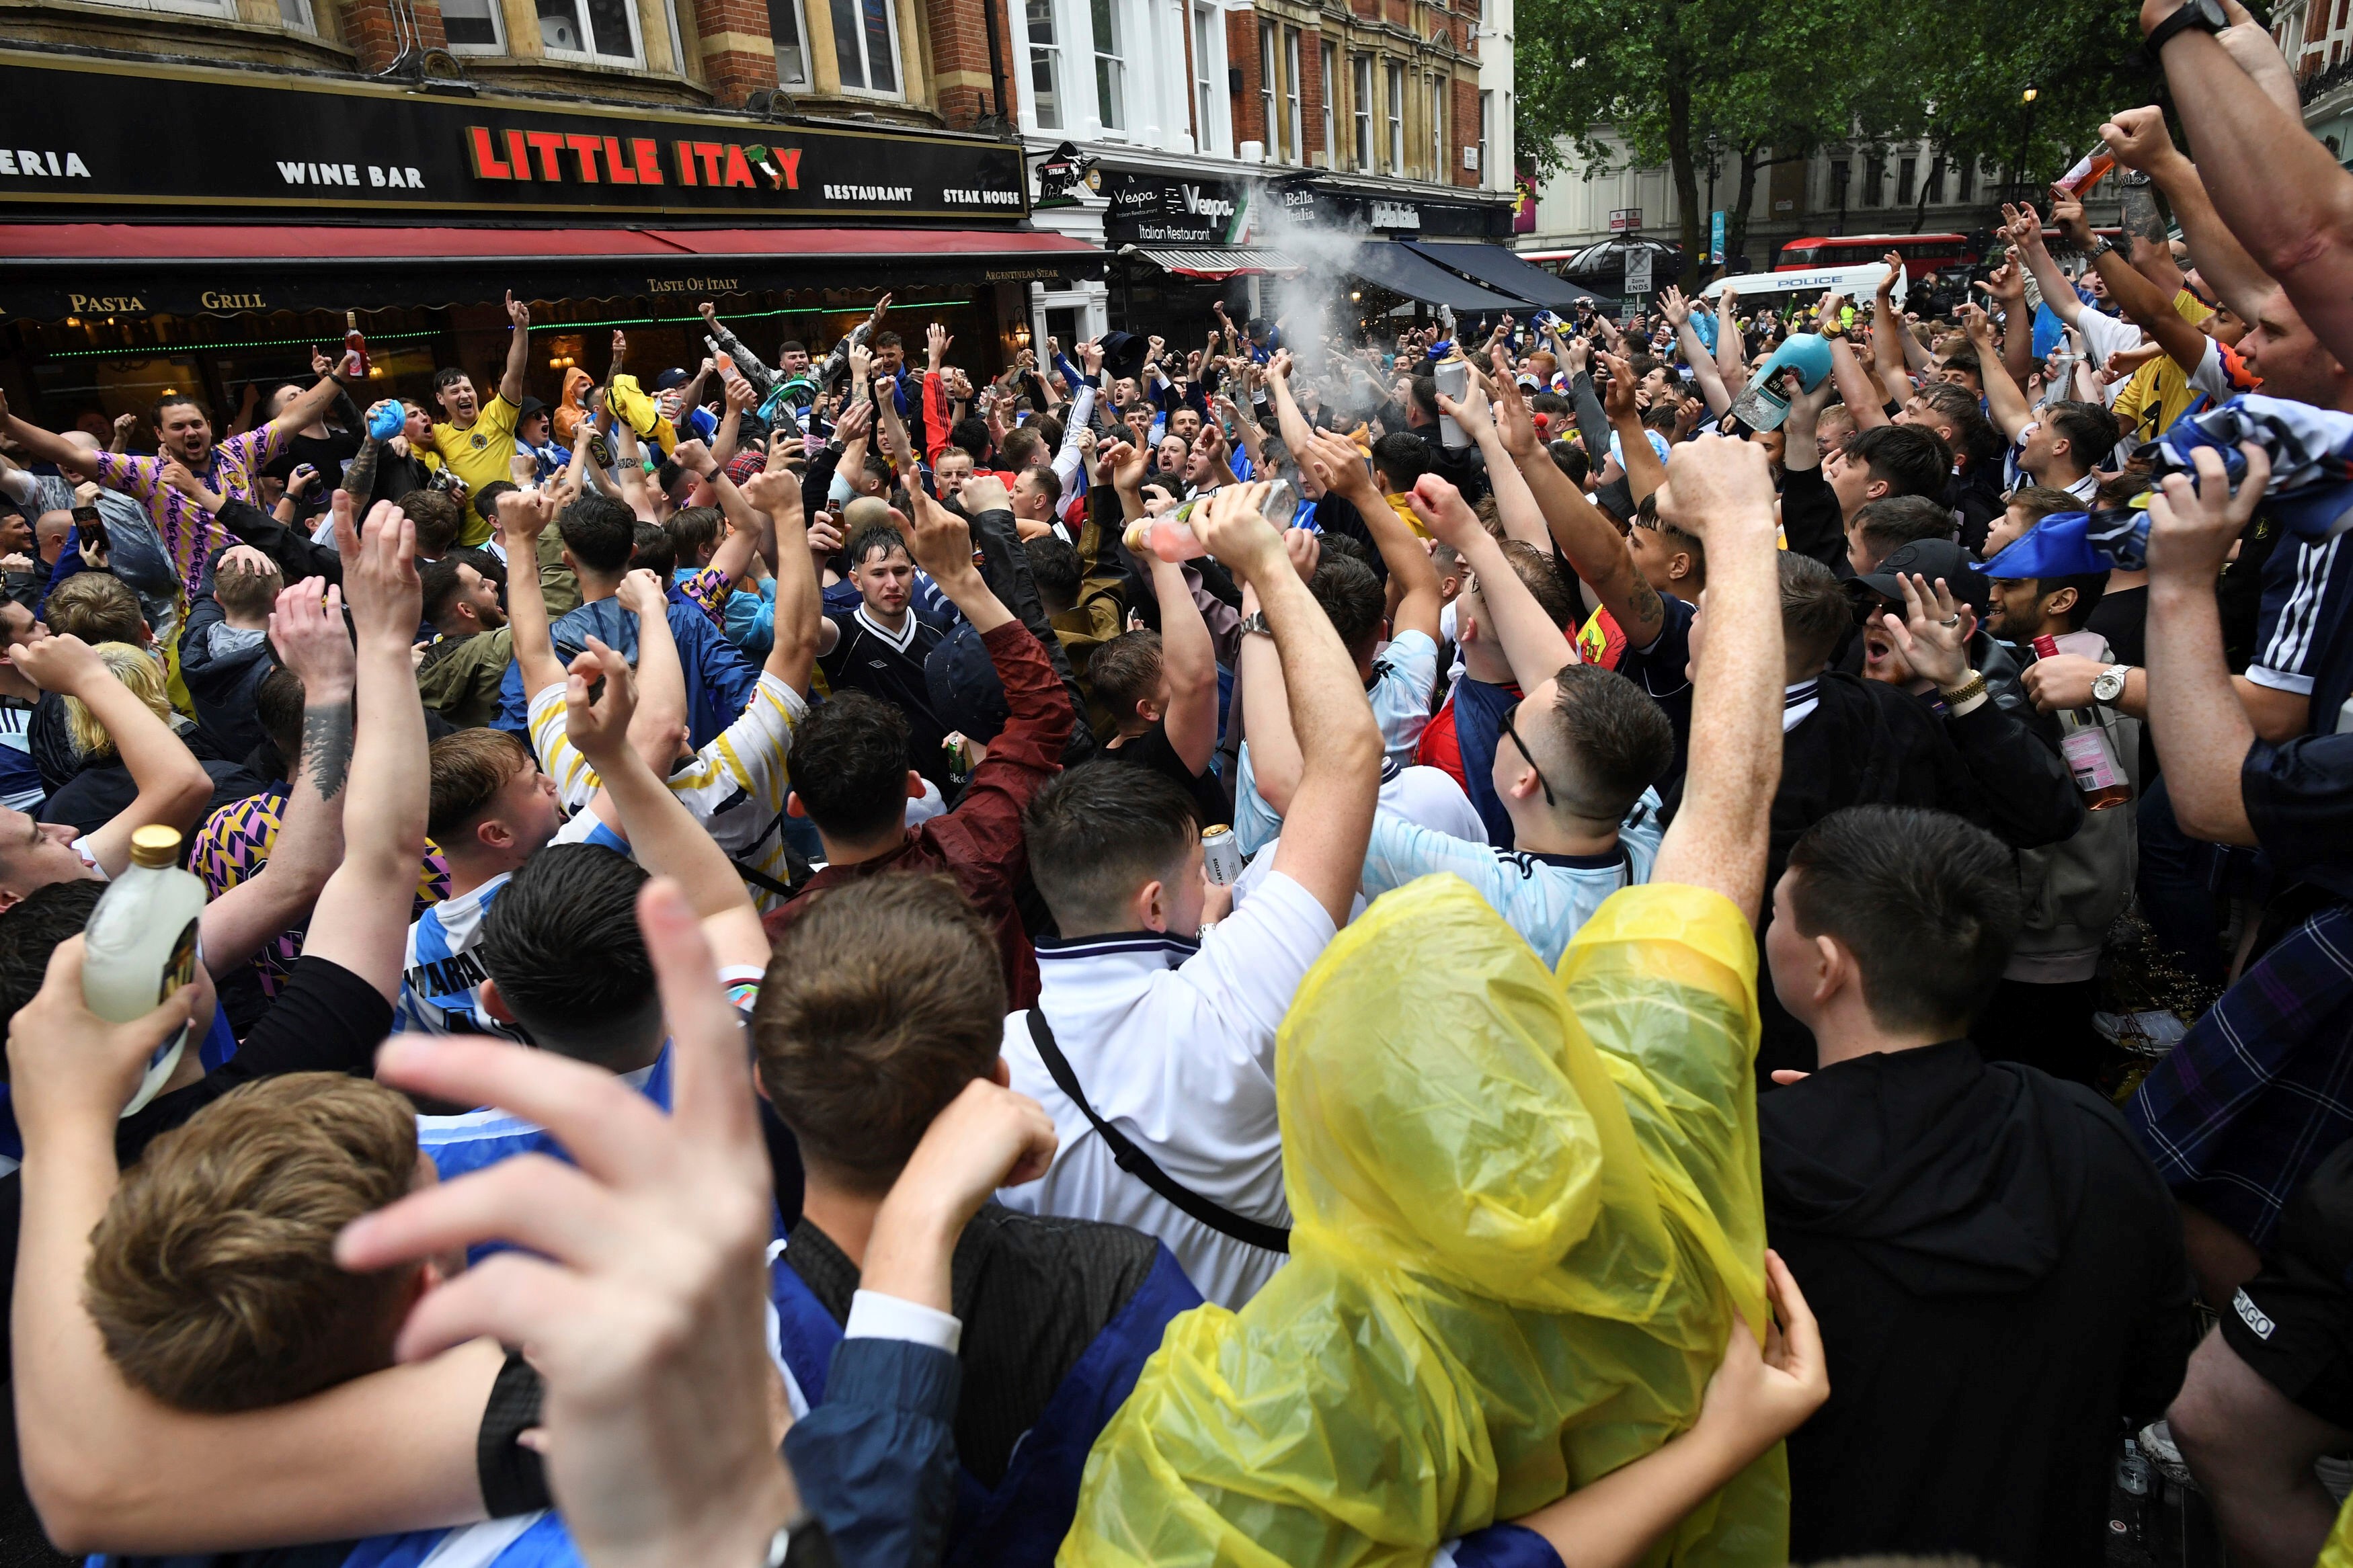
left=1924, top=154, right=1945, bottom=204
left=1284, top=29, right=1304, bottom=166
left=1353, top=53, right=1373, bottom=170
left=768, top=0, right=809, bottom=85
left=1321, top=42, right=1338, bottom=166
left=1428, top=75, right=1443, bottom=179
left=1896, top=155, right=1916, bottom=206
left=1862, top=153, right=1885, bottom=206
left=832, top=0, right=900, bottom=94
left=276, top=0, right=316, bottom=29
left=1477, top=87, right=1491, bottom=183
left=1193, top=3, right=1223, bottom=153
left=1828, top=157, right=1850, bottom=208
left=1027, top=0, right=1064, bottom=128
left=440, top=0, right=502, bottom=44
left=1958, top=157, right=1975, bottom=203
left=1374, top=59, right=1393, bottom=175
left=1259, top=21, right=1279, bottom=160
left=534, top=0, right=643, bottom=63
left=1092, top=0, right=1125, bottom=130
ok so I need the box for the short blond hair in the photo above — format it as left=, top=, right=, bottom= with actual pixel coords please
left=63, top=642, right=173, bottom=760
left=84, top=1074, right=422, bottom=1411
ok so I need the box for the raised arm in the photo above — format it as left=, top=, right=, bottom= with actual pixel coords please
left=1597, top=352, right=1665, bottom=505
left=2143, top=443, right=2266, bottom=845
left=563, top=638, right=770, bottom=969
left=1234, top=532, right=1320, bottom=816
left=1474, top=357, right=1560, bottom=552
left=1141, top=546, right=1220, bottom=776
left=497, top=487, right=569, bottom=700
left=0, top=390, right=104, bottom=477
left=296, top=492, right=429, bottom=999
left=1410, top=476, right=1574, bottom=691
left=1712, top=291, right=1746, bottom=391
left=1646, top=436, right=1783, bottom=921
left=1960, top=303, right=2032, bottom=443
left=1264, top=349, right=1319, bottom=462
left=1196, top=483, right=1382, bottom=927
left=194, top=578, right=353, bottom=973
left=1870, top=257, right=1919, bottom=403
left=741, top=462, right=822, bottom=696
left=2003, top=212, right=2086, bottom=331
left=2146, top=0, right=2353, bottom=366
left=11, top=637, right=212, bottom=877
left=1826, top=333, right=1891, bottom=431
left=1662, top=288, right=1732, bottom=417
left=266, top=349, right=361, bottom=450
left=1302, top=425, right=1442, bottom=645
left=1513, top=409, right=1668, bottom=648
left=498, top=292, right=531, bottom=409
left=2102, top=104, right=2276, bottom=326
left=2044, top=184, right=2211, bottom=374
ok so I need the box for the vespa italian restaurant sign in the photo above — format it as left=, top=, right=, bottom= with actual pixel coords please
left=0, top=50, right=1028, bottom=221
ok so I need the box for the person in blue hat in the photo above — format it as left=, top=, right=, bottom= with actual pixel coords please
left=1979, top=510, right=2141, bottom=1087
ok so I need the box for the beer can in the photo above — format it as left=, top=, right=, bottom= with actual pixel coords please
left=1201, top=824, right=1244, bottom=887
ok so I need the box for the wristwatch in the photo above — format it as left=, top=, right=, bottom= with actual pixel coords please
left=2087, top=236, right=2122, bottom=263
left=1238, top=610, right=1273, bottom=638
left=2093, top=663, right=2132, bottom=704
left=2145, top=0, right=2227, bottom=52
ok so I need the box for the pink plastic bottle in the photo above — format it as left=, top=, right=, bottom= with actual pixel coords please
left=1123, top=515, right=1208, bottom=562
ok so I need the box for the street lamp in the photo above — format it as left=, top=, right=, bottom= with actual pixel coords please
left=2011, top=85, right=2041, bottom=202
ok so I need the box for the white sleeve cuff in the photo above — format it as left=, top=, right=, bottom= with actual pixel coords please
left=844, top=1288, right=962, bottom=1355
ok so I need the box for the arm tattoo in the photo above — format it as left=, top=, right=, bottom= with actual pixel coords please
left=342, top=435, right=383, bottom=510
left=2120, top=181, right=2167, bottom=247
left=301, top=698, right=355, bottom=802
left=1624, top=571, right=1664, bottom=637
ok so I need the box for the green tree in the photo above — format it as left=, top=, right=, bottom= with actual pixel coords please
left=1515, top=0, right=1907, bottom=263
left=1518, top=0, right=2173, bottom=262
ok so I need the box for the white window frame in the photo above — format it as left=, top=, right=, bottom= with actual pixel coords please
left=1320, top=41, right=1338, bottom=167
left=1353, top=52, right=1373, bottom=171
left=1022, top=0, right=1066, bottom=130
left=1478, top=87, right=1491, bottom=187
left=768, top=0, right=811, bottom=85
left=276, top=0, right=317, bottom=31
left=1385, top=59, right=1404, bottom=175
left=1428, top=75, right=1442, bottom=179
left=1259, top=21, right=1279, bottom=161
left=1191, top=3, right=1226, bottom=155
left=1089, top=0, right=1126, bottom=133
left=438, top=0, right=508, bottom=52
left=830, top=0, right=906, bottom=98
left=1283, top=29, right=1304, bottom=166
left=532, top=0, right=649, bottom=67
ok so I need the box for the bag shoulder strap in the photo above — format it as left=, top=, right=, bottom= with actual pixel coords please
left=1025, top=1009, right=1289, bottom=1255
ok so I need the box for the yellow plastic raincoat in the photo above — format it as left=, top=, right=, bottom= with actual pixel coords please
left=1062, top=875, right=1789, bottom=1567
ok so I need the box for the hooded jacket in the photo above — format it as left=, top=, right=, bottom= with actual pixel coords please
left=1064, top=877, right=1789, bottom=1567
left=1762, top=1041, right=2196, bottom=1567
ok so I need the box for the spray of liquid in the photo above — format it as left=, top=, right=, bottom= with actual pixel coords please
left=1250, top=188, right=1392, bottom=423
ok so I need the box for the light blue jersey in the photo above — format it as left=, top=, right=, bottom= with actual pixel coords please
left=91, top=1508, right=580, bottom=1568
left=1359, top=789, right=1667, bottom=966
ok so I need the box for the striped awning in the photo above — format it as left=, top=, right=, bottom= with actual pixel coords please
left=1128, top=245, right=1303, bottom=279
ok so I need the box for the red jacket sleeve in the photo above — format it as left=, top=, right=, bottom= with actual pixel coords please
left=916, top=622, right=1072, bottom=917
left=924, top=370, right=951, bottom=467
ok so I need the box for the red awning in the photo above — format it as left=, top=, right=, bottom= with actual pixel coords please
left=0, top=222, right=1105, bottom=317
left=0, top=223, right=1100, bottom=264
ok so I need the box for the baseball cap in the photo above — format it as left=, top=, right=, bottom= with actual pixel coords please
left=1853, top=538, right=1991, bottom=618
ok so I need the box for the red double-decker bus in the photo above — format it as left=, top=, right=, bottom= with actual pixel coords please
left=1774, top=233, right=1981, bottom=278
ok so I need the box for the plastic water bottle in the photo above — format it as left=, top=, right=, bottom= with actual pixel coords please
left=83, top=825, right=206, bottom=1118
